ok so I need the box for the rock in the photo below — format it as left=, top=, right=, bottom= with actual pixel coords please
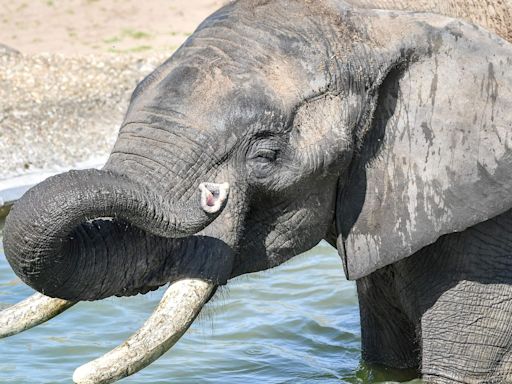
left=0, top=44, right=20, bottom=56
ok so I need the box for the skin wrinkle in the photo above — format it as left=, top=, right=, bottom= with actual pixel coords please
left=75, top=225, right=99, bottom=299
left=94, top=221, right=114, bottom=298
left=50, top=233, right=80, bottom=294
left=347, top=0, right=512, bottom=42
left=121, top=122, right=217, bottom=166
left=124, top=106, right=212, bottom=138
left=115, top=135, right=205, bottom=168
left=109, top=156, right=161, bottom=182
left=109, top=151, right=173, bottom=178
left=272, top=9, right=326, bottom=51
left=121, top=134, right=180, bottom=149
left=74, top=225, right=96, bottom=298
left=191, top=35, right=271, bottom=63
left=423, top=313, right=510, bottom=378
left=63, top=211, right=106, bottom=297
left=131, top=111, right=199, bottom=130
left=125, top=228, right=143, bottom=297
left=140, top=105, right=187, bottom=119
left=110, top=133, right=218, bottom=203
left=238, top=173, right=336, bottom=271
left=182, top=44, right=234, bottom=65
left=132, top=236, right=162, bottom=295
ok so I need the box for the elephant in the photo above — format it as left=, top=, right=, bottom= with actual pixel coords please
left=1, top=0, right=512, bottom=382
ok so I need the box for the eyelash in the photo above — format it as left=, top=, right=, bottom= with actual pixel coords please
left=253, top=148, right=277, bottom=162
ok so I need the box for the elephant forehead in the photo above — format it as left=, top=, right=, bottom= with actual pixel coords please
left=127, top=61, right=236, bottom=124
left=124, top=56, right=295, bottom=145
left=124, top=0, right=340, bottom=131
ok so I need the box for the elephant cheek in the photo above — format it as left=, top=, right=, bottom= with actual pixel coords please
left=268, top=191, right=337, bottom=265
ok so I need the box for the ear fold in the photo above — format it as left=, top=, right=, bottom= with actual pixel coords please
left=336, top=14, right=512, bottom=279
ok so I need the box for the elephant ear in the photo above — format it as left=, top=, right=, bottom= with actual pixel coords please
left=336, top=13, right=512, bottom=280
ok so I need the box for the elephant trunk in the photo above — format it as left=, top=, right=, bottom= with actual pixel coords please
left=3, top=168, right=229, bottom=300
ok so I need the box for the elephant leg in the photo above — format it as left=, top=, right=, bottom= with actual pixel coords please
left=356, top=268, right=420, bottom=369
left=358, top=210, right=512, bottom=381
left=390, top=210, right=512, bottom=382
left=419, top=279, right=512, bottom=383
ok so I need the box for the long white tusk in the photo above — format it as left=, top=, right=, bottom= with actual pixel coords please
left=0, top=293, right=75, bottom=338
left=73, top=278, right=216, bottom=384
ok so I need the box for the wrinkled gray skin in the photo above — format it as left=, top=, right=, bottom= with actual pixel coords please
left=4, top=0, right=512, bottom=381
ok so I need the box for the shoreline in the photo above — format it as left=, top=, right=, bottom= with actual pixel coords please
left=0, top=156, right=107, bottom=218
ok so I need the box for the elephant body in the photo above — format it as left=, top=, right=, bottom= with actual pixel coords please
left=2, top=0, right=512, bottom=382
left=348, top=0, right=512, bottom=42
left=359, top=209, right=512, bottom=382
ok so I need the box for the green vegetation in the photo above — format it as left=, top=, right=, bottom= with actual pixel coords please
left=103, top=28, right=152, bottom=51
left=122, top=28, right=151, bottom=40
left=169, top=31, right=192, bottom=37
left=127, top=44, right=152, bottom=52
left=107, top=45, right=152, bottom=54
left=104, top=36, right=121, bottom=44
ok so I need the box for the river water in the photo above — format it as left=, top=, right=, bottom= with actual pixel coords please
left=0, top=219, right=420, bottom=383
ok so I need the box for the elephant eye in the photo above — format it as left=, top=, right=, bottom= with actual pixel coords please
left=248, top=148, right=278, bottom=181
left=251, top=148, right=277, bottom=163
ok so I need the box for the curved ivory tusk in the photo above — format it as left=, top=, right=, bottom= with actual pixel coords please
left=73, top=278, right=215, bottom=384
left=0, top=293, right=75, bottom=338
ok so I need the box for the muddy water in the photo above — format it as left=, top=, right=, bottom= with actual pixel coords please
left=0, top=219, right=420, bottom=383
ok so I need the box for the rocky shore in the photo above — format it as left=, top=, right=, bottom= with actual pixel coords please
left=0, top=46, right=167, bottom=179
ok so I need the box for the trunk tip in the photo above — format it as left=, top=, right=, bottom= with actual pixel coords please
left=199, top=182, right=230, bottom=214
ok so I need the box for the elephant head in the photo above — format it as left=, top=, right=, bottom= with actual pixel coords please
left=2, top=0, right=512, bottom=382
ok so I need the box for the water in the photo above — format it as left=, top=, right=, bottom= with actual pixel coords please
left=0, top=219, right=420, bottom=383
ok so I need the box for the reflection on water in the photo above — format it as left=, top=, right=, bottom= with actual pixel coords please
left=0, top=219, right=420, bottom=383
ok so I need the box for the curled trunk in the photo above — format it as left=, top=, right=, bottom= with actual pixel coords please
left=3, top=169, right=224, bottom=300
